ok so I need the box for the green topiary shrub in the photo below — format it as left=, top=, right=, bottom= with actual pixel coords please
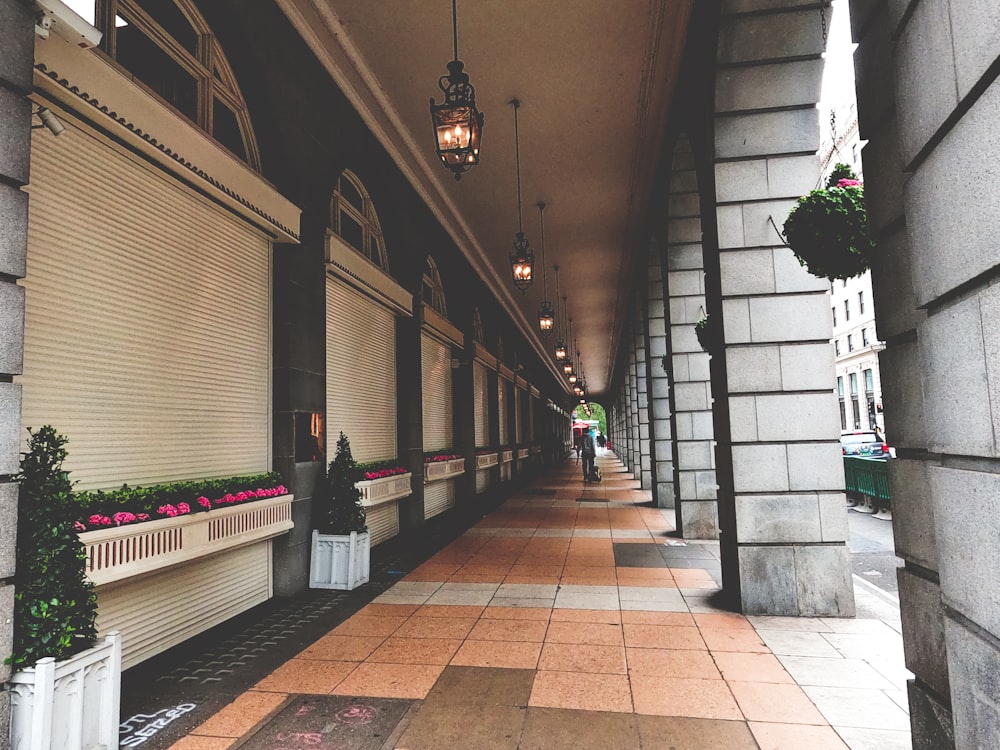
left=783, top=163, right=875, bottom=281
left=316, top=432, right=367, bottom=535
left=8, top=426, right=97, bottom=670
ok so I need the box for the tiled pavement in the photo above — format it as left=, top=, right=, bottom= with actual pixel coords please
left=164, top=454, right=913, bottom=750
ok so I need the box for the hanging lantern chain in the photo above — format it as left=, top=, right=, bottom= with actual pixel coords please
left=513, top=100, right=524, bottom=233
left=539, top=202, right=548, bottom=299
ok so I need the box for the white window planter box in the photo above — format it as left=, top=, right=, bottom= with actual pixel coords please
left=517, top=447, right=530, bottom=459
left=310, top=529, right=370, bottom=590
left=9, top=632, right=122, bottom=750
left=500, top=450, right=514, bottom=463
left=476, top=452, right=499, bottom=469
left=79, top=495, right=294, bottom=587
left=424, top=457, right=466, bottom=483
left=531, top=444, right=541, bottom=454
left=355, top=473, right=412, bottom=507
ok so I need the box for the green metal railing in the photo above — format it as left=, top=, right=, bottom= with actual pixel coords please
left=843, top=456, right=891, bottom=503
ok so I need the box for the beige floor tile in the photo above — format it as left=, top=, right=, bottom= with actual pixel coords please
left=701, top=627, right=770, bottom=653
left=538, top=642, right=627, bottom=674
left=728, top=681, right=827, bottom=724
left=545, top=620, right=625, bottom=646
left=621, top=611, right=695, bottom=626
left=411, top=604, right=485, bottom=619
left=623, top=624, right=706, bottom=650
left=630, top=675, right=742, bottom=720
left=713, top=652, right=794, bottom=683
left=529, top=671, right=633, bottom=713
left=482, top=606, right=552, bottom=621
left=694, top=612, right=754, bottom=630
left=749, top=721, right=850, bottom=749
left=468, top=618, right=549, bottom=642
left=549, top=608, right=622, bottom=625
left=626, top=647, right=722, bottom=679
left=450, top=639, right=542, bottom=669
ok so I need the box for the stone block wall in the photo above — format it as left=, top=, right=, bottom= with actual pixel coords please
left=646, top=242, right=675, bottom=508
left=714, top=0, right=855, bottom=616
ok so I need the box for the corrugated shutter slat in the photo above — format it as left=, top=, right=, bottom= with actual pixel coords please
left=474, top=362, right=488, bottom=447
left=421, top=334, right=452, bottom=450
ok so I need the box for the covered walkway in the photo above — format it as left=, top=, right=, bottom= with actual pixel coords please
left=159, top=456, right=909, bottom=750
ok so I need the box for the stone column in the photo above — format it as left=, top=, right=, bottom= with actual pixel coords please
left=628, top=334, right=641, bottom=474
left=667, top=135, right=718, bottom=538
left=647, top=241, right=675, bottom=508
left=851, top=2, right=1000, bottom=747
left=0, top=0, right=34, bottom=733
left=714, top=0, right=854, bottom=616
left=634, top=304, right=652, bottom=489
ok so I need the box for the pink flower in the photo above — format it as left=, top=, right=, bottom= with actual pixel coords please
left=837, top=178, right=862, bottom=188
left=177, top=502, right=191, bottom=514
left=157, top=504, right=178, bottom=517
left=73, top=521, right=86, bottom=532
left=112, top=511, right=137, bottom=526
left=137, top=513, right=150, bottom=521
left=198, top=497, right=211, bottom=509
left=88, top=513, right=113, bottom=527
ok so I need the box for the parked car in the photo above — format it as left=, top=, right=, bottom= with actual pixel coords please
left=840, top=430, right=889, bottom=457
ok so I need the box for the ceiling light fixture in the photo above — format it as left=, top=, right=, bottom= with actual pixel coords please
left=536, top=202, right=554, bottom=335
left=508, top=100, right=533, bottom=292
left=554, top=269, right=567, bottom=360
left=429, top=0, right=484, bottom=180
left=563, top=318, right=576, bottom=376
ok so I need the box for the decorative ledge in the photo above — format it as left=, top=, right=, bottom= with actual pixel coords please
left=473, top=342, right=498, bottom=369
left=476, top=452, right=499, bottom=469
left=421, top=303, right=464, bottom=348
left=500, top=450, right=514, bottom=463
left=79, top=495, right=294, bottom=587
left=356, top=473, right=412, bottom=507
left=326, top=231, right=412, bottom=316
left=517, top=447, right=530, bottom=459
left=424, top=457, right=466, bottom=483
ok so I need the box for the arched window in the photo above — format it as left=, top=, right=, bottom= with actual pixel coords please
left=422, top=256, right=447, bottom=316
left=330, top=171, right=388, bottom=270
left=473, top=308, right=485, bottom=344
left=71, top=0, right=261, bottom=170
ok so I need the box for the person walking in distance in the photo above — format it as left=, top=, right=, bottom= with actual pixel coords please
left=581, top=428, right=596, bottom=483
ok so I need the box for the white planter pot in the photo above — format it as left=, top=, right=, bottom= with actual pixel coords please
left=9, top=632, right=122, bottom=750
left=355, top=473, right=412, bottom=507
left=310, top=529, right=370, bottom=590
left=475, top=452, right=499, bottom=469
left=424, top=457, right=466, bottom=483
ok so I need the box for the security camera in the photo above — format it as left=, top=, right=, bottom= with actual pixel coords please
left=33, top=0, right=103, bottom=49
left=35, top=107, right=65, bottom=136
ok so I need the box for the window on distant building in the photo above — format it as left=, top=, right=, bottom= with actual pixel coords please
left=858, top=291, right=865, bottom=315
left=864, top=368, right=876, bottom=429
left=832, top=306, right=837, bottom=327
left=835, top=339, right=841, bottom=356
left=838, top=376, right=846, bottom=431
left=847, top=334, right=854, bottom=352
left=844, top=299, right=850, bottom=321
left=82, top=0, right=261, bottom=170
left=862, top=328, right=869, bottom=347
left=331, top=170, right=388, bottom=270
left=849, top=373, right=861, bottom=429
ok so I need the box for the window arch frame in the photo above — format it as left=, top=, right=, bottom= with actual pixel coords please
left=422, top=256, right=447, bottom=317
left=330, top=170, right=389, bottom=271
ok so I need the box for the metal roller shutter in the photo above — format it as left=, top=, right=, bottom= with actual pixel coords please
left=367, top=501, right=399, bottom=547
left=421, top=333, right=453, bottom=451
left=498, top=379, right=509, bottom=445
left=515, top=388, right=522, bottom=444
left=424, top=479, right=455, bottom=519
left=474, top=362, right=489, bottom=447
left=476, top=469, right=490, bottom=494
left=327, top=279, right=397, bottom=462
left=20, top=123, right=270, bottom=490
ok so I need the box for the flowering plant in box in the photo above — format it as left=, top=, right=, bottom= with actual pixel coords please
left=73, top=472, right=287, bottom=530
left=475, top=448, right=498, bottom=455
left=356, top=459, right=409, bottom=480
left=423, top=452, right=462, bottom=463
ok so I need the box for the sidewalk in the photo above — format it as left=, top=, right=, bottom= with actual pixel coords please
left=136, top=455, right=911, bottom=750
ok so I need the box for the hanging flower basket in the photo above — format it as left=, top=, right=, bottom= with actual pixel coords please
left=694, top=315, right=722, bottom=355
left=782, top=164, right=875, bottom=281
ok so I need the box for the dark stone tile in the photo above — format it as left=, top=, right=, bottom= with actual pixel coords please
left=241, top=695, right=412, bottom=749
left=613, top=543, right=668, bottom=568
left=660, top=544, right=719, bottom=560
left=520, top=707, right=640, bottom=750
left=398, top=703, right=525, bottom=750
left=636, top=715, right=758, bottom=749
left=421, top=666, right=535, bottom=708
left=577, top=497, right=609, bottom=503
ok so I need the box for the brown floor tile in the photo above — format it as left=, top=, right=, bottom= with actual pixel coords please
left=615, top=567, right=675, bottom=581
left=421, top=665, right=535, bottom=707
left=448, top=572, right=506, bottom=583
left=396, top=703, right=525, bottom=750
left=559, top=575, right=620, bottom=586
left=520, top=707, right=640, bottom=750
left=545, top=621, right=625, bottom=646
left=331, top=662, right=444, bottom=699
left=549, top=608, right=622, bottom=625
left=405, top=568, right=457, bottom=581
left=468, top=618, right=549, bottom=642
left=508, top=564, right=564, bottom=577
left=700, top=627, right=770, bottom=653
left=713, top=652, right=794, bottom=683
left=727, top=681, right=827, bottom=724
left=167, top=738, right=235, bottom=750
left=355, top=602, right=421, bottom=618
left=749, top=721, right=850, bottom=749
left=394, top=616, right=478, bottom=639
left=626, top=647, right=722, bottom=679
left=482, top=606, right=552, bottom=621
left=621, top=611, right=695, bottom=627
left=529, top=671, right=633, bottom=713
left=670, top=569, right=718, bottom=582
left=450, top=639, right=542, bottom=669
left=298, top=634, right=385, bottom=661
left=189, top=690, right=287, bottom=738
left=538, top=643, right=627, bottom=674
left=330, top=614, right=407, bottom=638
left=623, top=624, right=707, bottom=650
left=367, top=636, right=463, bottom=665
left=502, top=574, right=562, bottom=585
left=254, top=658, right=358, bottom=694
left=694, top=612, right=754, bottom=630
left=636, top=715, right=760, bottom=749
left=630, top=675, right=742, bottom=720
left=411, top=604, right=485, bottom=619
